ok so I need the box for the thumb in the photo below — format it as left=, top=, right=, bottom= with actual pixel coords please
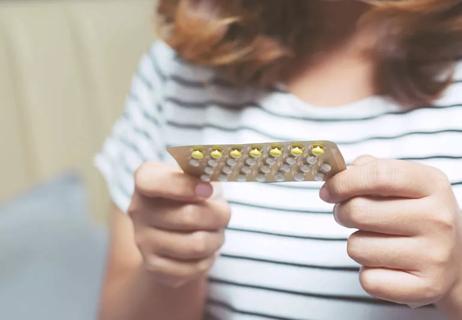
left=352, top=154, right=377, bottom=166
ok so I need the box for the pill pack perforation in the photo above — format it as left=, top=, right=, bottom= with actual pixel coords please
left=167, top=140, right=346, bottom=183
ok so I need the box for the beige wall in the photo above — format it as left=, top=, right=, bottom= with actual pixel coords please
left=0, top=0, right=157, bottom=219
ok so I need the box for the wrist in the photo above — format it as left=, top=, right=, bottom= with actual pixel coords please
left=437, top=273, right=462, bottom=319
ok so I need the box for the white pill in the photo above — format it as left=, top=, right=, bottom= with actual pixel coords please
left=314, top=173, right=325, bottom=181
left=222, top=166, right=233, bottom=175
left=256, top=174, right=266, bottom=182
left=200, top=175, right=211, bottom=182
left=246, top=158, right=257, bottom=166
left=226, top=158, right=237, bottom=167
left=294, top=172, right=305, bottom=182
left=208, top=159, right=219, bottom=167
left=300, top=164, right=311, bottom=173
left=241, top=166, right=252, bottom=175
left=219, top=174, right=228, bottom=182
left=260, top=165, right=271, bottom=174
left=320, top=163, right=332, bottom=174
left=286, top=157, right=296, bottom=165
left=275, top=172, right=285, bottom=182
left=306, top=156, right=318, bottom=165
left=204, top=166, right=214, bottom=175
left=237, top=174, right=247, bottom=182
left=189, top=159, right=200, bottom=167
left=280, top=164, right=291, bottom=173
left=266, top=158, right=277, bottom=165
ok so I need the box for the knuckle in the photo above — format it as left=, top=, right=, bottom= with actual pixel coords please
left=195, top=258, right=212, bottom=273
left=144, top=255, right=162, bottom=273
left=218, top=203, right=232, bottom=227
left=190, top=232, right=209, bottom=256
left=359, top=270, right=382, bottom=297
left=428, top=247, right=452, bottom=266
left=431, top=208, right=456, bottom=232
left=181, top=204, right=200, bottom=228
left=347, top=232, right=363, bottom=260
left=370, top=160, right=393, bottom=189
left=420, top=278, right=446, bottom=302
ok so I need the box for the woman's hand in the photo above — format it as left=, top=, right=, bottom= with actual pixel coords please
left=320, top=155, right=462, bottom=312
left=128, top=162, right=231, bottom=288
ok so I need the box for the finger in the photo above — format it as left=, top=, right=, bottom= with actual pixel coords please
left=347, top=231, right=421, bottom=270
left=334, top=196, right=428, bottom=235
left=143, top=254, right=217, bottom=286
left=320, top=159, right=443, bottom=203
left=134, top=162, right=213, bottom=201
left=359, top=267, right=437, bottom=305
left=352, top=155, right=377, bottom=166
left=142, top=229, right=225, bottom=261
left=147, top=199, right=231, bottom=231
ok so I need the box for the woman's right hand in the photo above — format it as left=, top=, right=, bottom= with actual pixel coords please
left=128, top=162, right=231, bottom=288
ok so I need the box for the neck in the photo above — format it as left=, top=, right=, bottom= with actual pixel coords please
left=282, top=1, right=378, bottom=108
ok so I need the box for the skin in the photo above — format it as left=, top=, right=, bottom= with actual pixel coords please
left=99, top=1, right=462, bottom=319
left=320, top=156, right=462, bottom=318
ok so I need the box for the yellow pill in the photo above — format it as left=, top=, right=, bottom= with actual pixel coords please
left=290, top=146, right=304, bottom=157
left=210, top=149, right=223, bottom=160
left=312, top=145, right=325, bottom=157
left=249, top=148, right=262, bottom=158
left=191, top=150, right=204, bottom=160
left=230, top=149, right=242, bottom=159
left=269, top=147, right=282, bottom=158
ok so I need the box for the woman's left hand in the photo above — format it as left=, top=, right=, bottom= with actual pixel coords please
left=320, top=155, right=462, bottom=313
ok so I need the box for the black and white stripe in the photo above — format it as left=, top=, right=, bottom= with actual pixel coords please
left=96, top=41, right=461, bottom=320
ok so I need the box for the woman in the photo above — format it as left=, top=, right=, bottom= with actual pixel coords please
left=96, top=1, right=462, bottom=319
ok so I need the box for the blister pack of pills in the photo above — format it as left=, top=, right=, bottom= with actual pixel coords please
left=167, top=141, right=346, bottom=183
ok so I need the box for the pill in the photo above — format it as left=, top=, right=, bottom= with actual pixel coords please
left=306, top=156, right=318, bottom=165
left=320, top=163, right=332, bottom=174
left=191, top=150, right=204, bottom=160
left=286, top=157, right=297, bottom=165
left=314, top=173, right=325, bottom=181
left=237, top=174, right=247, bottom=182
left=256, top=174, right=266, bottom=182
left=266, top=157, right=277, bottom=165
left=219, top=174, right=228, bottom=182
left=241, top=166, right=252, bottom=175
left=280, top=164, right=291, bottom=173
left=260, top=165, right=271, bottom=174
left=210, top=149, right=223, bottom=159
left=246, top=158, right=257, bottom=166
left=300, top=164, right=311, bottom=173
left=312, top=145, right=325, bottom=157
left=275, top=172, right=285, bottom=182
left=189, top=159, right=200, bottom=167
left=200, top=174, right=211, bottom=182
left=204, top=166, right=214, bottom=175
left=290, top=146, right=304, bottom=157
left=222, top=166, right=233, bottom=175
left=294, top=172, right=305, bottom=182
left=230, top=149, right=242, bottom=159
left=227, top=158, right=237, bottom=167
left=249, top=148, right=262, bottom=158
left=208, top=159, right=218, bottom=167
left=269, top=147, right=282, bottom=158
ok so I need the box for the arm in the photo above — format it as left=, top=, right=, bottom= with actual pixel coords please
left=98, top=163, right=230, bottom=320
left=98, top=207, right=207, bottom=320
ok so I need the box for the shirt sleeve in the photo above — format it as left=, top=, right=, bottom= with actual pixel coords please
left=94, top=42, right=171, bottom=213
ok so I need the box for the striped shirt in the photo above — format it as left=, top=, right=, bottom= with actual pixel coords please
left=95, top=41, right=462, bottom=320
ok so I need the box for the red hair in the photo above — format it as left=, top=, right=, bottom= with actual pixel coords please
left=157, top=0, right=462, bottom=106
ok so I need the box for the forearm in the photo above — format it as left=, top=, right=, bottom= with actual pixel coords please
left=99, top=264, right=208, bottom=320
left=437, top=277, right=462, bottom=320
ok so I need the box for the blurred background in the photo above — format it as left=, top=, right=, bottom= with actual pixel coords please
left=0, top=0, right=157, bottom=318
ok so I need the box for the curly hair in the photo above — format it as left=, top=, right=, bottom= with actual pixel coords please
left=157, top=0, right=462, bottom=106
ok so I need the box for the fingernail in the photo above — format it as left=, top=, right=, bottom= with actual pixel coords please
left=319, top=185, right=331, bottom=202
left=195, top=183, right=213, bottom=198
